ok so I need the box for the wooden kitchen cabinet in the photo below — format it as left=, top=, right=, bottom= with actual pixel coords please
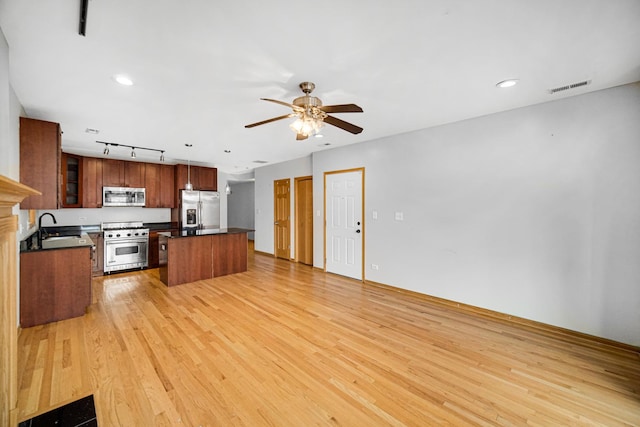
left=159, top=230, right=249, bottom=286
left=102, top=159, right=125, bottom=187
left=103, top=159, right=146, bottom=188
left=125, top=161, right=145, bottom=188
left=197, top=166, right=217, bottom=191
left=159, top=164, right=175, bottom=208
left=19, top=117, right=61, bottom=209
left=145, top=163, right=175, bottom=208
left=20, top=247, right=92, bottom=327
left=174, top=164, right=218, bottom=204
left=60, top=153, right=83, bottom=208
left=212, top=233, right=248, bottom=277
left=144, top=163, right=160, bottom=207
left=161, top=235, right=213, bottom=286
left=82, top=156, right=103, bottom=208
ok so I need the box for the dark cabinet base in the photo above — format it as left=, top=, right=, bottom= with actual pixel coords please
left=159, top=232, right=248, bottom=286
left=20, top=247, right=92, bottom=327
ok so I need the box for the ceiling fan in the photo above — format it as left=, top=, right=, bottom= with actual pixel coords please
left=245, top=82, right=363, bottom=140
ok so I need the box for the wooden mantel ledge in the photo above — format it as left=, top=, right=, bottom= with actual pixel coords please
left=0, top=174, right=40, bottom=209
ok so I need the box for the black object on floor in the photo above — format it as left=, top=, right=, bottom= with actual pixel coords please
left=19, top=394, right=97, bottom=427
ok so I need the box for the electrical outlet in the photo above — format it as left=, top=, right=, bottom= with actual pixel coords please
left=372, top=210, right=378, bottom=220
left=371, top=264, right=379, bottom=270
left=394, top=212, right=404, bottom=221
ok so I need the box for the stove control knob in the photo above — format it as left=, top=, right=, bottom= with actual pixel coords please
left=141, top=231, right=147, bottom=236
left=127, top=232, right=132, bottom=237
left=134, top=232, right=139, bottom=236
left=116, top=233, right=121, bottom=238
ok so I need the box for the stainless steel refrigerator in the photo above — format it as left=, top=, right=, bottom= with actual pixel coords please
left=180, top=190, right=220, bottom=229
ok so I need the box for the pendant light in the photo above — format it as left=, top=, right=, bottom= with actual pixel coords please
left=184, top=142, right=194, bottom=190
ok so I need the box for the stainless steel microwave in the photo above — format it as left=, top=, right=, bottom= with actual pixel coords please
left=102, top=187, right=146, bottom=207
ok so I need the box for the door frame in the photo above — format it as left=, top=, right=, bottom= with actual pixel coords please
left=323, top=167, right=365, bottom=281
left=294, top=175, right=313, bottom=265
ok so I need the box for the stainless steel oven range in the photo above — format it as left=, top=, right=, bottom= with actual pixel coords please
left=102, top=221, right=149, bottom=273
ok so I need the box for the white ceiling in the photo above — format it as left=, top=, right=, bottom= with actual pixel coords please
left=1, top=0, right=639, bottom=176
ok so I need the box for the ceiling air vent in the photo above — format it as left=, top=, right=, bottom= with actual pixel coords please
left=253, top=160, right=268, bottom=164
left=548, top=80, right=591, bottom=94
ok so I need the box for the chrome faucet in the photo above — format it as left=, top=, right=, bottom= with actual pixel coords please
left=38, top=212, right=57, bottom=241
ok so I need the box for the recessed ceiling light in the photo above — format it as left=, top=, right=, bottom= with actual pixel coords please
left=185, top=143, right=193, bottom=147
left=85, top=128, right=100, bottom=134
left=113, top=74, right=134, bottom=86
left=314, top=134, right=324, bottom=138
left=224, top=149, right=231, bottom=153
left=496, top=79, right=519, bottom=88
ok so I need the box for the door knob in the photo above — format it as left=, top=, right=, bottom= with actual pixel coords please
left=356, top=229, right=361, bottom=233
left=274, top=222, right=280, bottom=225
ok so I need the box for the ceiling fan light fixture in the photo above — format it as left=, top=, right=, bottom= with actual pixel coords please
left=290, top=114, right=324, bottom=137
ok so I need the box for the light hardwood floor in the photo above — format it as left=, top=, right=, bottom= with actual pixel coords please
left=17, top=249, right=640, bottom=426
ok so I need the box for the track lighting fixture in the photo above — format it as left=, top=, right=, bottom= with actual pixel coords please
left=97, top=141, right=166, bottom=162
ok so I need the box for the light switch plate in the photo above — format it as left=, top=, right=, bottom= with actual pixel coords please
left=395, top=212, right=404, bottom=221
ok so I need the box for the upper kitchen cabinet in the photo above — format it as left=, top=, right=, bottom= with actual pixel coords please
left=174, top=164, right=217, bottom=192
left=60, top=153, right=82, bottom=208
left=82, top=156, right=103, bottom=208
left=197, top=166, right=217, bottom=191
left=159, top=164, right=175, bottom=208
left=19, top=117, right=61, bottom=209
left=125, top=161, right=145, bottom=188
left=102, top=159, right=145, bottom=188
left=102, top=159, right=125, bottom=187
left=145, top=163, right=159, bottom=207
left=145, top=163, right=175, bottom=208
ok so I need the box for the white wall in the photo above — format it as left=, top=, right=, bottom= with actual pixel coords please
left=228, top=181, right=255, bottom=239
left=257, top=83, right=640, bottom=346
left=254, top=156, right=312, bottom=254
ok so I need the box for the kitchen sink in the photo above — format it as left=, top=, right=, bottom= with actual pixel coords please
left=42, top=234, right=82, bottom=241
left=40, top=234, right=93, bottom=249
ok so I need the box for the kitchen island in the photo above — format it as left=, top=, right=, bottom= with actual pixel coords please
left=158, top=228, right=252, bottom=286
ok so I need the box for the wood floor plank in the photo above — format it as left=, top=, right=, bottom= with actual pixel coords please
left=16, top=250, right=640, bottom=426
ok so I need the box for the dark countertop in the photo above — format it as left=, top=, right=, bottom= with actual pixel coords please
left=159, top=227, right=253, bottom=238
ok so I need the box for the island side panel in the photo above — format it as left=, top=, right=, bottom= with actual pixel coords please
left=165, top=235, right=213, bottom=286
left=212, top=232, right=248, bottom=277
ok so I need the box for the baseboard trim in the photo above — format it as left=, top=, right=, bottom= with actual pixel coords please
left=253, top=250, right=274, bottom=257
left=364, top=279, right=640, bottom=353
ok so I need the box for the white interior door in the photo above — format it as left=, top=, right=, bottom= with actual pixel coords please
left=325, top=169, right=363, bottom=280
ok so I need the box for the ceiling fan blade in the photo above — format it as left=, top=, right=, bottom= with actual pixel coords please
left=318, top=104, right=363, bottom=113
left=261, top=98, right=303, bottom=111
left=324, top=115, right=363, bottom=134
left=296, top=133, right=308, bottom=141
left=245, top=113, right=296, bottom=128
